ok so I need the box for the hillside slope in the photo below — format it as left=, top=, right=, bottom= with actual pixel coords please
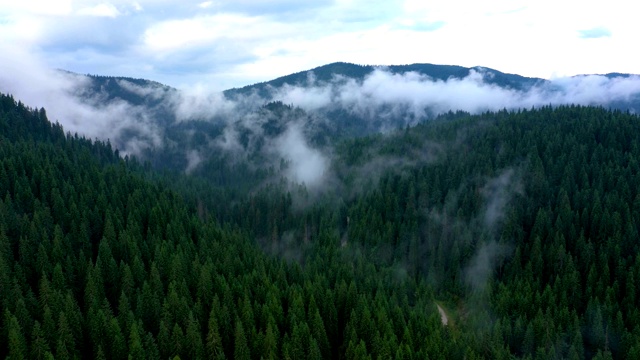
left=0, top=92, right=453, bottom=359
left=3, top=88, right=640, bottom=358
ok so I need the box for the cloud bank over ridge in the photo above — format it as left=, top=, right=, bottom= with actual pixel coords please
left=268, top=68, right=640, bottom=121
left=3, top=52, right=640, bottom=188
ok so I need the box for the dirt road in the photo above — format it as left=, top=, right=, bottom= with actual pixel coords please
left=436, top=304, right=448, bottom=326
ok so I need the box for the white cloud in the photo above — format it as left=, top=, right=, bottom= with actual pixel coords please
left=0, top=0, right=73, bottom=16
left=0, top=0, right=638, bottom=90
left=274, top=124, right=328, bottom=189
left=0, top=44, right=162, bottom=156
left=185, top=150, right=203, bottom=173
left=275, top=83, right=332, bottom=111
left=265, top=68, right=640, bottom=123
left=77, top=3, right=122, bottom=17
left=141, top=13, right=290, bottom=54
left=173, top=83, right=237, bottom=121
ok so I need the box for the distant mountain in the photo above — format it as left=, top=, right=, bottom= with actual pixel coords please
left=224, top=62, right=546, bottom=99
left=81, top=74, right=175, bottom=105
left=58, top=62, right=640, bottom=176
left=77, top=73, right=178, bottom=125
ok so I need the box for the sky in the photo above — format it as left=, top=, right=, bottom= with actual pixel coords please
left=0, top=0, right=638, bottom=91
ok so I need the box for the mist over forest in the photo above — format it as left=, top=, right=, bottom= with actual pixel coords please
left=3, top=60, right=640, bottom=143
left=2, top=61, right=640, bottom=359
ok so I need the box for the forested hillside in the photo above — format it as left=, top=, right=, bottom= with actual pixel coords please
left=0, top=94, right=455, bottom=359
left=336, top=106, right=640, bottom=359
left=1, top=91, right=640, bottom=360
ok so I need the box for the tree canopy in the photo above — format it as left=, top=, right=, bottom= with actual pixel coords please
left=0, top=92, right=639, bottom=359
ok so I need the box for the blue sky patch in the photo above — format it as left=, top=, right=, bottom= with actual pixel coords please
left=579, top=27, right=612, bottom=39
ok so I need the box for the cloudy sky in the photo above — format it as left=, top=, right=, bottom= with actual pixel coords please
left=0, top=0, right=637, bottom=90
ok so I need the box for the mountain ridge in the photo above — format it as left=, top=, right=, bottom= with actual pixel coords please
left=43, top=61, right=639, bottom=174
left=79, top=61, right=638, bottom=98
left=223, top=62, right=547, bottom=98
